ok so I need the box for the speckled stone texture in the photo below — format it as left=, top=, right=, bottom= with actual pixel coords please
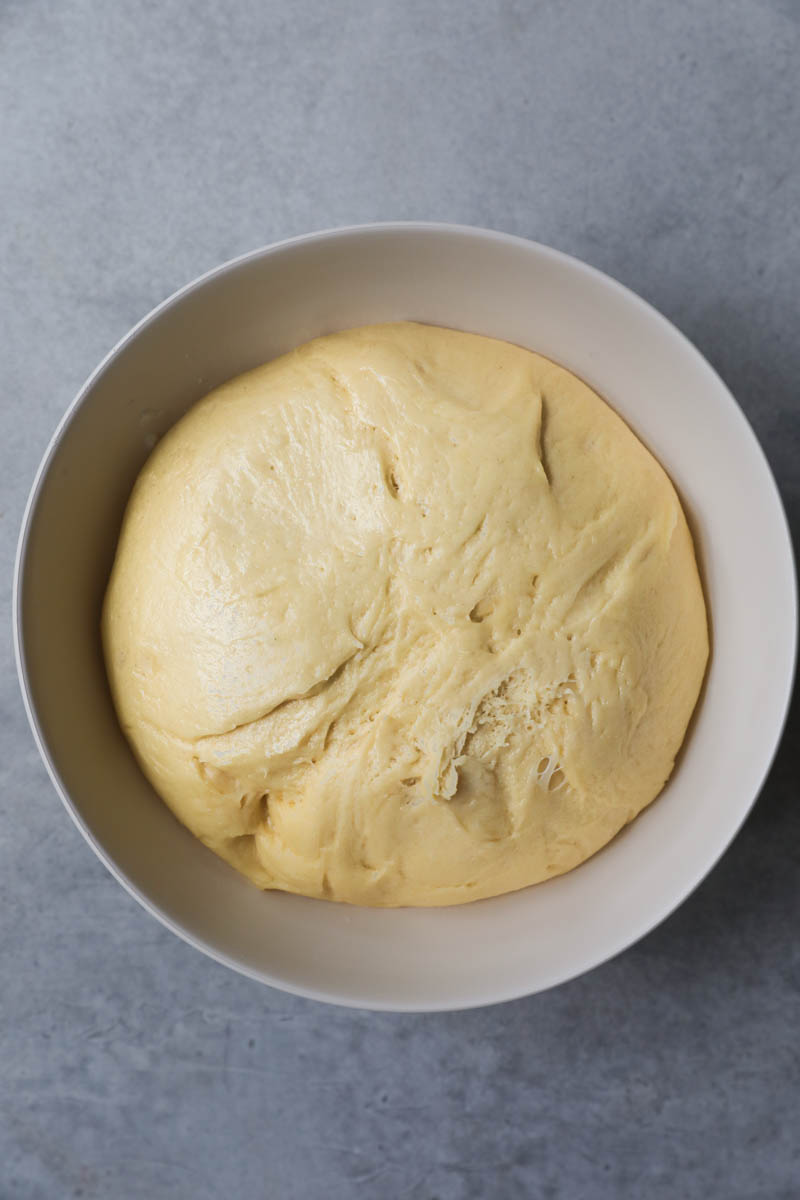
left=1, top=1, right=798, bottom=1197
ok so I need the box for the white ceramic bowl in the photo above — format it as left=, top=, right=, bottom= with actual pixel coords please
left=15, top=224, right=796, bottom=1011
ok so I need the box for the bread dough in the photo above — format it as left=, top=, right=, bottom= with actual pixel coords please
left=103, top=322, right=708, bottom=906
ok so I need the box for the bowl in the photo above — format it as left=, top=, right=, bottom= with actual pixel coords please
left=14, top=223, right=796, bottom=1011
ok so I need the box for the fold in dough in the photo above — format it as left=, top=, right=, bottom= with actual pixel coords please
left=103, top=322, right=708, bottom=906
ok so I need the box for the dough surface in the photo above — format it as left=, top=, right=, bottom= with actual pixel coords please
left=103, top=322, right=708, bottom=906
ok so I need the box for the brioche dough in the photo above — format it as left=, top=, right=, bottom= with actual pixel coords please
left=103, top=322, right=708, bottom=906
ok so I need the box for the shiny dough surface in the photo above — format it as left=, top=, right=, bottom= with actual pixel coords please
left=103, top=322, right=708, bottom=906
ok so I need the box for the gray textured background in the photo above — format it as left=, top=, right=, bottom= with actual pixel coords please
left=2, top=1, right=798, bottom=1197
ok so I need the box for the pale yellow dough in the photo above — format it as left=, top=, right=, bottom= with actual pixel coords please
left=103, top=322, right=708, bottom=906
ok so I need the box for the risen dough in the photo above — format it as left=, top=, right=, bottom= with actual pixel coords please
left=103, top=322, right=708, bottom=906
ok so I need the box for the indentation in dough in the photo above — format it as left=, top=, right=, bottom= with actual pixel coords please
left=461, top=515, right=487, bottom=550
left=376, top=442, right=402, bottom=499
left=195, top=647, right=362, bottom=745
left=564, top=553, right=622, bottom=624
left=228, top=832, right=255, bottom=849
left=193, top=758, right=232, bottom=793
left=358, top=843, right=378, bottom=871
left=323, top=720, right=338, bottom=751
left=448, top=756, right=510, bottom=841
left=536, top=395, right=552, bottom=487
left=468, top=581, right=500, bottom=625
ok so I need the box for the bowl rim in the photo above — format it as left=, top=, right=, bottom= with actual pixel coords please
left=13, top=221, right=798, bottom=1011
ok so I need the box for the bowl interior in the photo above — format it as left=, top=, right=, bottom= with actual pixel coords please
left=16, top=226, right=796, bottom=1010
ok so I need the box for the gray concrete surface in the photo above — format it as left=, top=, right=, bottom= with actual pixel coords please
left=2, top=1, right=798, bottom=1197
